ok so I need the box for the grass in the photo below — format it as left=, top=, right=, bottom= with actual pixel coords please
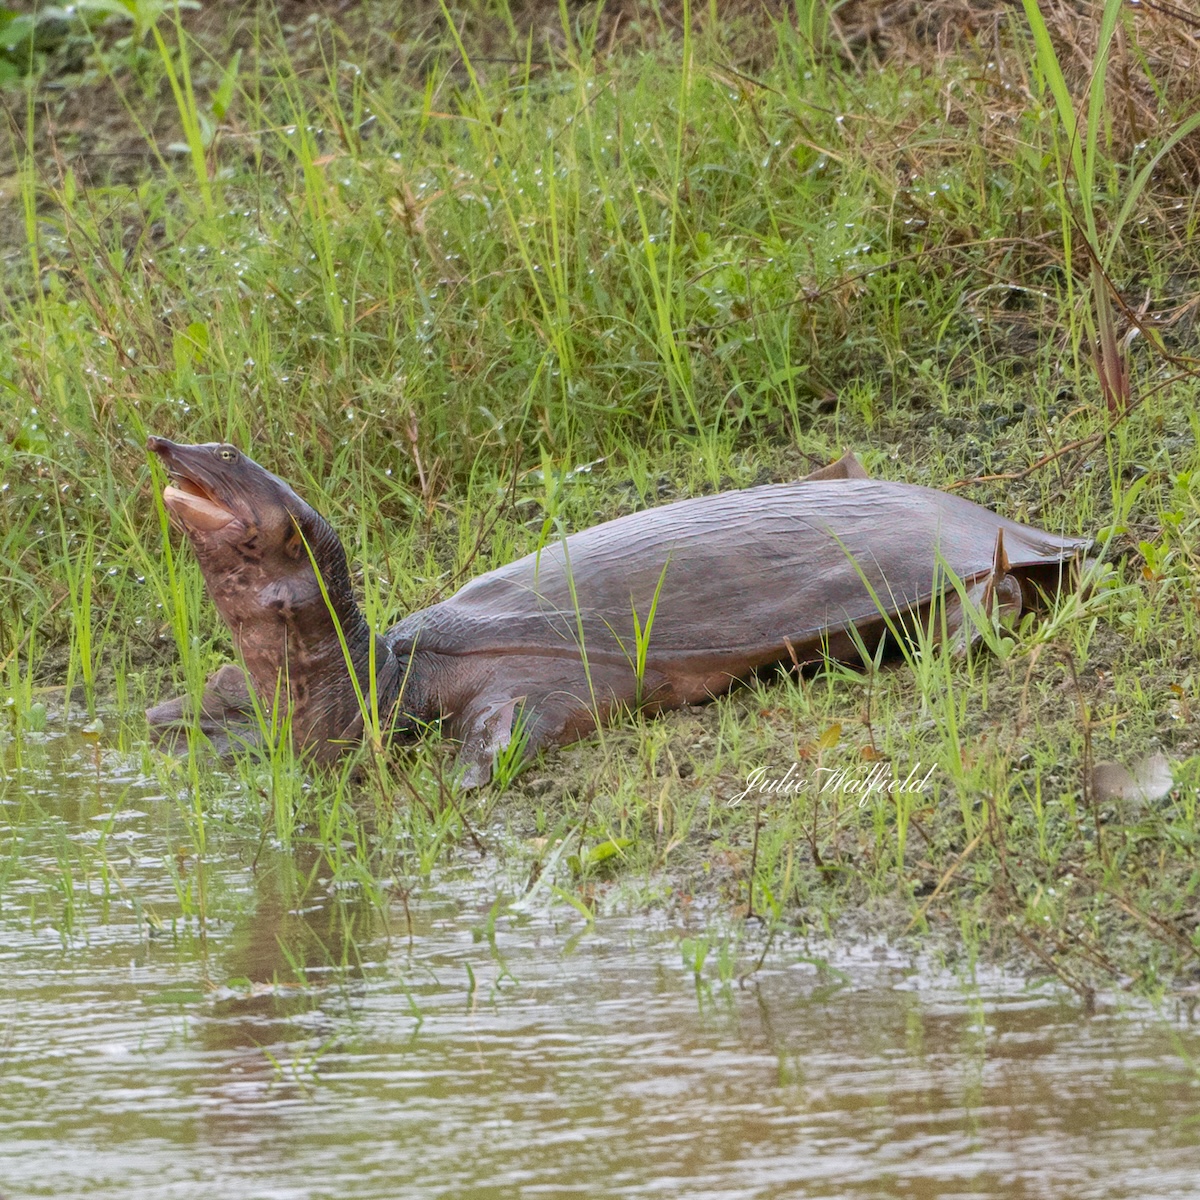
left=1, top=0, right=1200, bottom=997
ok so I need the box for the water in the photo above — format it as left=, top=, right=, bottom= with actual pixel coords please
left=2, top=730, right=1198, bottom=1199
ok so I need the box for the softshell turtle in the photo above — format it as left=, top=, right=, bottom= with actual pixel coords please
left=145, top=438, right=1088, bottom=784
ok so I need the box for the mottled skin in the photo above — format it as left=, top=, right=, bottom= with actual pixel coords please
left=145, top=437, right=402, bottom=760
left=146, top=439, right=1088, bottom=784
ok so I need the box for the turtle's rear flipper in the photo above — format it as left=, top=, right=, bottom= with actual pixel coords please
left=801, top=451, right=870, bottom=481
left=146, top=663, right=262, bottom=756
left=943, top=529, right=1024, bottom=653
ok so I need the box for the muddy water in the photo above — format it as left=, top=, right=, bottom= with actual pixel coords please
left=2, top=731, right=1198, bottom=1199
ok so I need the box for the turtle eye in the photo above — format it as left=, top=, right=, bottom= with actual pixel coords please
left=217, top=446, right=237, bottom=462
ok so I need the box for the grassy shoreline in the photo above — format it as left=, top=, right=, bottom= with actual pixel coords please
left=3, top=0, right=1200, bottom=996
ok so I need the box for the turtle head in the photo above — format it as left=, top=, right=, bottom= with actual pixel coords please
left=146, top=435, right=354, bottom=633
left=146, top=436, right=404, bottom=759
left=144, top=439, right=415, bottom=758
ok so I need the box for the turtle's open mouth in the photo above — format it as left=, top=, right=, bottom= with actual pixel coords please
left=162, top=474, right=236, bottom=531
left=147, top=436, right=238, bottom=532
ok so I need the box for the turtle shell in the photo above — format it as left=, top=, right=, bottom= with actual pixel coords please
left=386, top=479, right=1088, bottom=677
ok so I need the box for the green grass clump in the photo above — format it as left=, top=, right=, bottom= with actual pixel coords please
left=2, top=0, right=1200, bottom=992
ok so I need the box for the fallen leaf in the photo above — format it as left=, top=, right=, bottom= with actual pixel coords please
left=817, top=723, right=841, bottom=751
left=1092, top=752, right=1174, bottom=805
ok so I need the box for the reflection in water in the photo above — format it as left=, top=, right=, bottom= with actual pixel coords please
left=1, top=731, right=1198, bottom=1199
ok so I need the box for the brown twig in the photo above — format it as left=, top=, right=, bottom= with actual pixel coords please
left=423, top=447, right=522, bottom=604
left=746, top=790, right=763, bottom=919
left=1063, top=651, right=1106, bottom=867
left=1013, top=926, right=1097, bottom=1010
left=394, top=753, right=489, bottom=858
left=948, top=361, right=1200, bottom=492
left=905, top=830, right=984, bottom=933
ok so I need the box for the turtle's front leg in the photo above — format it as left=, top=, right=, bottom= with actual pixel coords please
left=446, top=659, right=640, bottom=788
left=450, top=695, right=524, bottom=788
left=146, top=662, right=262, bottom=755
